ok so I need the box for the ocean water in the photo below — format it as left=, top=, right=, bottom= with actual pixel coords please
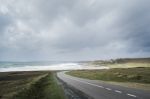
left=0, top=61, right=109, bottom=72
left=0, top=61, right=83, bottom=72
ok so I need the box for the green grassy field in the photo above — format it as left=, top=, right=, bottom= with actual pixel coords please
left=0, top=71, right=65, bottom=99
left=67, top=67, right=150, bottom=84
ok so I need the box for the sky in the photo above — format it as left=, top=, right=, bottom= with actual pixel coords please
left=0, top=0, right=150, bottom=61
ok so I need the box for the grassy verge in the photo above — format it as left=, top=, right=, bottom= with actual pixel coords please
left=0, top=71, right=46, bottom=99
left=67, top=67, right=150, bottom=90
left=12, top=73, right=65, bottom=99
left=0, top=71, right=65, bottom=99
left=67, top=67, right=150, bottom=83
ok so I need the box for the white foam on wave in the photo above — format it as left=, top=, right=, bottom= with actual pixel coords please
left=0, top=63, right=109, bottom=72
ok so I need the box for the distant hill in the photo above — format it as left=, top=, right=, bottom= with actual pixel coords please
left=89, top=58, right=150, bottom=64
left=110, top=58, right=150, bottom=64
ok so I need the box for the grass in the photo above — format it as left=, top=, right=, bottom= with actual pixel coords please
left=0, top=71, right=65, bottom=99
left=67, top=67, right=150, bottom=84
left=73, top=58, right=150, bottom=90
left=0, top=71, right=46, bottom=99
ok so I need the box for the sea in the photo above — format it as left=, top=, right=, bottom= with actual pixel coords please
left=0, top=61, right=109, bottom=72
left=0, top=61, right=83, bottom=72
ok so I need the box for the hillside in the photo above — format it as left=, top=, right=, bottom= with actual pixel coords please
left=86, top=58, right=150, bottom=68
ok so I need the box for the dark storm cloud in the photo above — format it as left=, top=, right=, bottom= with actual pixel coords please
left=117, top=1, right=150, bottom=53
left=0, top=14, right=12, bottom=33
left=0, top=0, right=150, bottom=61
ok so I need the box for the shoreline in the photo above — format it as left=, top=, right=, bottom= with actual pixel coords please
left=0, top=65, right=109, bottom=72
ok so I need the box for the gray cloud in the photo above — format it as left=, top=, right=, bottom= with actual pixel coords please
left=0, top=0, right=150, bottom=61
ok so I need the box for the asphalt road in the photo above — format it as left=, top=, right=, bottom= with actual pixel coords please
left=57, top=71, right=150, bottom=99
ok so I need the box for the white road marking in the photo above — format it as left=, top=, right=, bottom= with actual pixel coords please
left=63, top=75, right=105, bottom=89
left=97, top=85, right=104, bottom=88
left=127, top=94, right=137, bottom=98
left=115, top=90, right=122, bottom=93
left=60, top=73, right=138, bottom=98
left=105, top=88, right=112, bottom=90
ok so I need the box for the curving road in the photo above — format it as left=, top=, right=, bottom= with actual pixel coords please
left=57, top=71, right=150, bottom=99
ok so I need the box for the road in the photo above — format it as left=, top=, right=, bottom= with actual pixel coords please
left=57, top=72, right=150, bottom=99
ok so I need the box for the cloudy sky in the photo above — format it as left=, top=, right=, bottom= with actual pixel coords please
left=0, top=0, right=150, bottom=61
